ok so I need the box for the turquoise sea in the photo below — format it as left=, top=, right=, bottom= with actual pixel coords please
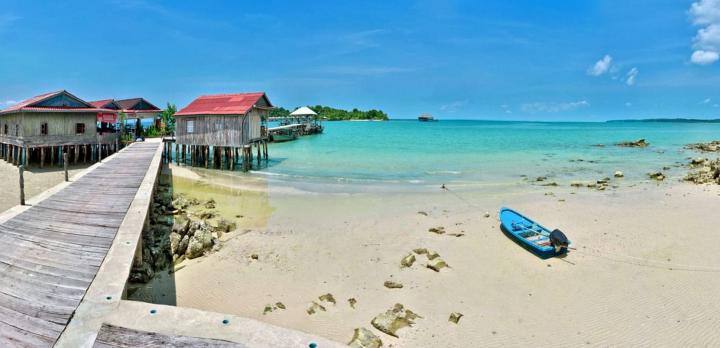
left=253, top=120, right=720, bottom=191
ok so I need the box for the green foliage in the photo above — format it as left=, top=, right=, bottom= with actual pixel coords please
left=269, top=105, right=388, bottom=121
left=161, top=103, right=177, bottom=133
left=268, top=107, right=291, bottom=119
left=144, top=125, right=162, bottom=138
left=311, top=105, right=388, bottom=121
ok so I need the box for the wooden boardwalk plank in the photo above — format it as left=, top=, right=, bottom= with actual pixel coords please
left=0, top=142, right=161, bottom=347
left=92, top=324, right=244, bottom=348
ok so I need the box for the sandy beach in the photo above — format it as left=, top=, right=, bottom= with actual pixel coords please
left=0, top=161, right=89, bottom=213
left=131, top=165, right=720, bottom=347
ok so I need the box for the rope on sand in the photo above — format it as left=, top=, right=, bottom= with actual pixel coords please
left=569, top=247, right=720, bottom=273
left=440, top=184, right=720, bottom=273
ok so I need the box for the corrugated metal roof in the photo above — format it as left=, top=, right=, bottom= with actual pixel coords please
left=175, top=92, right=271, bottom=116
left=115, top=98, right=161, bottom=112
left=88, top=99, right=115, bottom=108
left=0, top=90, right=113, bottom=115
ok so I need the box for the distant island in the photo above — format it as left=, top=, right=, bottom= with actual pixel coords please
left=269, top=105, right=389, bottom=121
left=607, top=118, right=720, bottom=123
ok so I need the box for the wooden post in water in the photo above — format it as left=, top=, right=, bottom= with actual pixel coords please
left=63, top=153, right=69, bottom=182
left=256, top=143, right=261, bottom=166
left=205, top=146, right=209, bottom=168
left=18, top=165, right=25, bottom=206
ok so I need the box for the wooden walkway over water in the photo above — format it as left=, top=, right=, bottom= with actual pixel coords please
left=0, top=142, right=159, bottom=346
left=0, top=140, right=341, bottom=347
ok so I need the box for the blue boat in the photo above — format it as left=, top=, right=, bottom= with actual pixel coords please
left=499, top=207, right=570, bottom=259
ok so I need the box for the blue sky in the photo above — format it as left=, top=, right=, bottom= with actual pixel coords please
left=1, top=0, right=719, bottom=120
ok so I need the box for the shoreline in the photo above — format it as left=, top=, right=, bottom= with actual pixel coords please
left=129, top=163, right=720, bottom=347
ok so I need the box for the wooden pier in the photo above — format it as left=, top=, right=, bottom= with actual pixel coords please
left=0, top=140, right=340, bottom=347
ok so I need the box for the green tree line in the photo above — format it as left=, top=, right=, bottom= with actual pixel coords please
left=269, top=105, right=389, bottom=121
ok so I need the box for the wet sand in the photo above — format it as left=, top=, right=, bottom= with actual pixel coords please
left=138, top=165, right=720, bottom=347
left=0, top=161, right=89, bottom=213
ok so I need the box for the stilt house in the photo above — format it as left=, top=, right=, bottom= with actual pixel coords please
left=0, top=90, right=120, bottom=167
left=173, top=92, right=273, bottom=170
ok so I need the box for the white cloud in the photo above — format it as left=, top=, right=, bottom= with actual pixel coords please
left=690, top=0, right=720, bottom=65
left=625, top=102, right=633, bottom=107
left=1, top=100, right=17, bottom=106
left=500, top=104, right=512, bottom=114
left=587, top=55, right=613, bottom=76
left=703, top=97, right=712, bottom=103
left=625, top=67, right=639, bottom=86
left=690, top=0, right=720, bottom=25
left=521, top=100, right=589, bottom=113
left=691, top=49, right=720, bottom=64
left=439, top=100, right=468, bottom=113
left=694, top=24, right=720, bottom=50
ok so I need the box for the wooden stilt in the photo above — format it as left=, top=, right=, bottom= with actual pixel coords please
left=40, top=147, right=45, bottom=168
left=256, top=142, right=261, bottom=166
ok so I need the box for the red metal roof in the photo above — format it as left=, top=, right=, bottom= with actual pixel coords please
left=115, top=98, right=161, bottom=112
left=88, top=99, right=115, bottom=108
left=0, top=90, right=114, bottom=115
left=175, top=92, right=272, bottom=116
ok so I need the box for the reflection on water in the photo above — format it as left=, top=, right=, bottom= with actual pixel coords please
left=171, top=172, right=273, bottom=230
left=126, top=165, right=273, bottom=305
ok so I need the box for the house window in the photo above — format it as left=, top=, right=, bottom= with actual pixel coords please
left=41, top=123, right=48, bottom=135
left=187, top=119, right=195, bottom=134
left=76, top=123, right=86, bottom=134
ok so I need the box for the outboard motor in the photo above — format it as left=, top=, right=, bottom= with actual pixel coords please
left=549, top=229, right=569, bottom=254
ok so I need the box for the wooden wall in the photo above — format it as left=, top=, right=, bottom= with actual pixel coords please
left=175, top=111, right=264, bottom=146
left=0, top=111, right=109, bottom=147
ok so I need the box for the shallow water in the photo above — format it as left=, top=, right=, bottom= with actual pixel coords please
left=181, top=120, right=720, bottom=192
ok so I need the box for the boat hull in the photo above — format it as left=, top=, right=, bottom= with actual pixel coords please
left=499, top=207, right=568, bottom=259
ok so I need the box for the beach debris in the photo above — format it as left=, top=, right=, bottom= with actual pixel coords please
left=483, top=212, right=491, bottom=218
left=592, top=144, right=605, bottom=147
left=426, top=249, right=440, bottom=260
left=648, top=172, right=665, bottom=181
left=250, top=253, right=259, bottom=260
left=319, top=293, right=337, bottom=305
left=348, top=328, right=383, bottom=348
left=614, top=171, right=624, bottom=178
left=417, top=211, right=428, bottom=216
left=348, top=298, right=357, bottom=309
left=204, top=198, right=216, bottom=209
left=427, top=257, right=449, bottom=272
left=400, top=253, right=416, bottom=268
left=384, top=281, right=404, bottom=289
left=570, top=182, right=584, bottom=187
left=684, top=158, right=720, bottom=184
left=371, top=303, right=422, bottom=338
left=616, top=139, right=649, bottom=148
left=449, top=312, right=464, bottom=324
left=441, top=184, right=448, bottom=190
left=306, top=301, right=326, bottom=315
left=428, top=226, right=446, bottom=234
left=448, top=232, right=465, bottom=237
left=540, top=182, right=558, bottom=186
left=685, top=140, right=720, bottom=152
left=413, top=248, right=428, bottom=255
left=535, top=176, right=547, bottom=182
left=263, top=304, right=273, bottom=315
left=276, top=302, right=286, bottom=310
